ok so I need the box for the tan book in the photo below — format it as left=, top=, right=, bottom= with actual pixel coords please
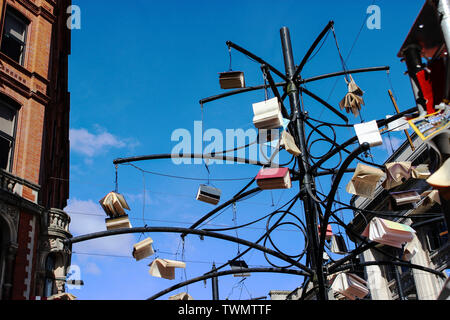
left=382, top=161, right=412, bottom=190
left=346, top=163, right=384, bottom=198
left=411, top=164, right=431, bottom=179
left=219, top=71, right=245, bottom=89
left=132, top=237, right=155, bottom=261
left=280, top=130, right=301, bottom=156
left=105, top=215, right=132, bottom=230
left=149, top=258, right=186, bottom=280
left=99, top=191, right=130, bottom=218
left=168, top=292, right=194, bottom=300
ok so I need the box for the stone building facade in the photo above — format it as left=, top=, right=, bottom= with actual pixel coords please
left=0, top=0, right=71, bottom=300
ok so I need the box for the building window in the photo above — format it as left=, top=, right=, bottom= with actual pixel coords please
left=0, top=97, right=18, bottom=171
left=1, top=8, right=29, bottom=65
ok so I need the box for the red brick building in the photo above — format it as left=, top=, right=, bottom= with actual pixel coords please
left=0, top=0, right=71, bottom=300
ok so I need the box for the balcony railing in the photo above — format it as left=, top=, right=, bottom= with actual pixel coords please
left=0, top=168, right=40, bottom=203
left=48, top=208, right=71, bottom=234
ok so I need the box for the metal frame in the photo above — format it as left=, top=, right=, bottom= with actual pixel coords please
left=64, top=22, right=450, bottom=301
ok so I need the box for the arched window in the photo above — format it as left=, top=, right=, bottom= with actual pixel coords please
left=0, top=7, right=29, bottom=65
left=0, top=95, right=19, bottom=172
left=43, top=254, right=55, bottom=297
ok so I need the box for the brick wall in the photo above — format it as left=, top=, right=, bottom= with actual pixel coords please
left=0, top=0, right=71, bottom=300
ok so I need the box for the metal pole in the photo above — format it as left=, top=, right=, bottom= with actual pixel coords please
left=280, top=26, right=327, bottom=300
left=211, top=263, right=219, bottom=300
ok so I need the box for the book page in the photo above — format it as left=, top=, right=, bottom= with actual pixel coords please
left=353, top=120, right=383, bottom=147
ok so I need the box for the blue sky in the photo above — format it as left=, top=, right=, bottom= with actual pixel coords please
left=64, top=0, right=426, bottom=300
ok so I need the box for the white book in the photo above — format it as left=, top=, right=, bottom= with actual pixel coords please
left=354, top=120, right=383, bottom=147
left=252, top=97, right=283, bottom=129
left=386, top=115, right=410, bottom=132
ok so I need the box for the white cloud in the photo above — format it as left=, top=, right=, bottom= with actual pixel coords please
left=69, top=127, right=136, bottom=157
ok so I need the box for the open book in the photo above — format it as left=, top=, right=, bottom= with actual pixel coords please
left=361, top=217, right=416, bottom=248
left=330, top=234, right=348, bottom=254
left=105, top=215, right=132, bottom=231
left=252, top=97, right=284, bottom=129
left=132, top=237, right=155, bottom=261
left=99, top=191, right=130, bottom=218
left=346, top=163, right=385, bottom=198
left=353, top=120, right=383, bottom=147
left=149, top=258, right=186, bottom=280
left=169, top=292, right=194, bottom=300
left=280, top=130, right=301, bottom=157
left=382, top=161, right=412, bottom=190
left=255, top=167, right=292, bottom=190
left=389, top=190, right=421, bottom=211
left=411, top=164, right=431, bottom=179
left=196, top=184, right=221, bottom=205
left=219, top=71, right=245, bottom=89
left=330, top=272, right=369, bottom=300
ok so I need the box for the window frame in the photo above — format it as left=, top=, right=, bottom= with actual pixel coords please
left=0, top=96, right=19, bottom=172
left=1, top=7, right=29, bottom=66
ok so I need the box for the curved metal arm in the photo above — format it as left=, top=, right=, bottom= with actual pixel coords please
left=113, top=153, right=268, bottom=166
left=317, top=142, right=371, bottom=276
left=147, top=267, right=309, bottom=300
left=310, top=106, right=418, bottom=172
left=199, top=66, right=390, bottom=105
left=226, top=40, right=288, bottom=82
left=65, top=226, right=313, bottom=276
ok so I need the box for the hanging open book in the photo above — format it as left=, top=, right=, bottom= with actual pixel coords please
left=382, top=161, right=412, bottom=190
left=219, top=71, right=245, bottom=89
left=255, top=167, right=292, bottom=190
left=330, top=272, right=369, bottom=300
left=411, top=164, right=431, bottom=179
left=353, top=120, right=383, bottom=147
left=361, top=217, right=416, bottom=248
left=346, top=163, right=384, bottom=198
left=280, top=130, right=301, bottom=156
left=105, top=215, right=132, bottom=230
left=402, top=241, right=418, bottom=262
left=196, top=184, right=221, bottom=205
left=169, top=292, right=194, bottom=300
left=132, top=237, right=155, bottom=261
left=412, top=189, right=441, bottom=215
left=99, top=191, right=130, bottom=218
left=149, top=258, right=186, bottom=280
left=330, top=234, right=348, bottom=254
left=229, top=260, right=250, bottom=277
left=252, top=97, right=284, bottom=129
left=389, top=190, right=421, bottom=211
